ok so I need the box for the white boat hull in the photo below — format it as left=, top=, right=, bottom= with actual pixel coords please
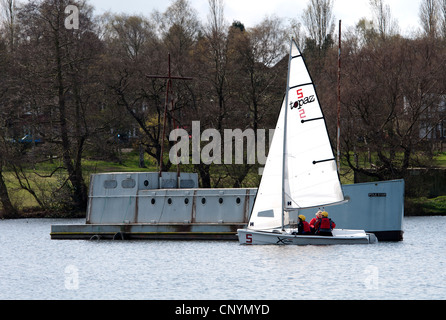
left=237, top=228, right=377, bottom=245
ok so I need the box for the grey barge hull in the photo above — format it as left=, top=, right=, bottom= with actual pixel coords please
left=51, top=223, right=245, bottom=240
left=50, top=172, right=405, bottom=241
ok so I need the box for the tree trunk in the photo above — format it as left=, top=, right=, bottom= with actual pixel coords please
left=54, top=23, right=87, bottom=212
left=196, top=163, right=211, bottom=188
left=0, top=165, right=18, bottom=219
left=139, top=143, right=146, bottom=168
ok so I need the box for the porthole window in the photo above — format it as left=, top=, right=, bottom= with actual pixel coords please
left=104, top=180, right=117, bottom=189
left=184, top=198, right=189, bottom=205
left=201, top=198, right=206, bottom=205
left=144, top=180, right=149, bottom=187
left=219, top=197, right=223, bottom=204
left=236, top=197, right=241, bottom=205
left=167, top=198, right=172, bottom=205
left=151, top=198, right=156, bottom=205
left=122, top=178, right=136, bottom=189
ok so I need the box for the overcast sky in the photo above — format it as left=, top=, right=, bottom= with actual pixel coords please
left=89, top=0, right=423, bottom=36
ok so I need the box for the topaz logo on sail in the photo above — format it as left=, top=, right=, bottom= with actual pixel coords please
left=289, top=88, right=315, bottom=119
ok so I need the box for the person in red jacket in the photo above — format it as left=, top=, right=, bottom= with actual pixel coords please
left=314, top=211, right=336, bottom=236
left=297, top=215, right=312, bottom=235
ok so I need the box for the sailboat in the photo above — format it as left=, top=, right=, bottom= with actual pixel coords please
left=237, top=39, right=377, bottom=245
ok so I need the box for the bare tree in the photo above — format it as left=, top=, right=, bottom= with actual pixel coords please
left=13, top=0, right=103, bottom=212
left=0, top=0, right=17, bottom=52
left=289, top=18, right=305, bottom=50
left=200, top=0, right=228, bottom=132
left=188, top=0, right=228, bottom=187
left=207, top=0, right=225, bottom=35
left=0, top=160, right=18, bottom=218
left=237, top=16, right=287, bottom=132
left=439, top=0, right=446, bottom=38
left=369, top=0, right=399, bottom=39
left=340, top=35, right=446, bottom=181
left=302, top=0, right=336, bottom=49
left=0, top=38, right=18, bottom=217
left=224, top=17, right=287, bottom=187
left=155, top=0, right=200, bottom=72
left=419, top=0, right=439, bottom=38
left=102, top=13, right=168, bottom=169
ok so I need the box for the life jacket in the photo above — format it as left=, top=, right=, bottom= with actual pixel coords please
left=297, top=221, right=312, bottom=234
left=309, top=218, right=317, bottom=228
left=302, top=221, right=311, bottom=233
left=316, top=217, right=335, bottom=233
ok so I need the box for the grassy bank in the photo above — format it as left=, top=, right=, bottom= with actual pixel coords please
left=434, top=152, right=446, bottom=167
left=405, top=196, right=446, bottom=216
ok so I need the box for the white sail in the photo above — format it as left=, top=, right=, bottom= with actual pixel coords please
left=248, top=39, right=344, bottom=231
left=247, top=98, right=288, bottom=230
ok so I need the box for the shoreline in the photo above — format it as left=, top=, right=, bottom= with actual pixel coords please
left=1, top=210, right=445, bottom=220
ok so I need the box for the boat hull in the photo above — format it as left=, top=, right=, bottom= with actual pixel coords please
left=237, top=228, right=377, bottom=245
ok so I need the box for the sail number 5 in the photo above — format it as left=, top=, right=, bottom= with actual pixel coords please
left=297, top=88, right=304, bottom=99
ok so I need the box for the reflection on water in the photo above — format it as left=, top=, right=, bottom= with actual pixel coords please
left=0, top=217, right=445, bottom=300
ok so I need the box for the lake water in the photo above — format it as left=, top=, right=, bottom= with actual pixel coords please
left=1, top=216, right=445, bottom=300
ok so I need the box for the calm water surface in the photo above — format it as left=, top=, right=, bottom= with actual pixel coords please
left=1, top=216, right=445, bottom=300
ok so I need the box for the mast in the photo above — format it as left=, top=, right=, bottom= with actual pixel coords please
left=337, top=20, right=342, bottom=173
left=281, top=39, right=294, bottom=231
left=146, top=53, right=193, bottom=178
